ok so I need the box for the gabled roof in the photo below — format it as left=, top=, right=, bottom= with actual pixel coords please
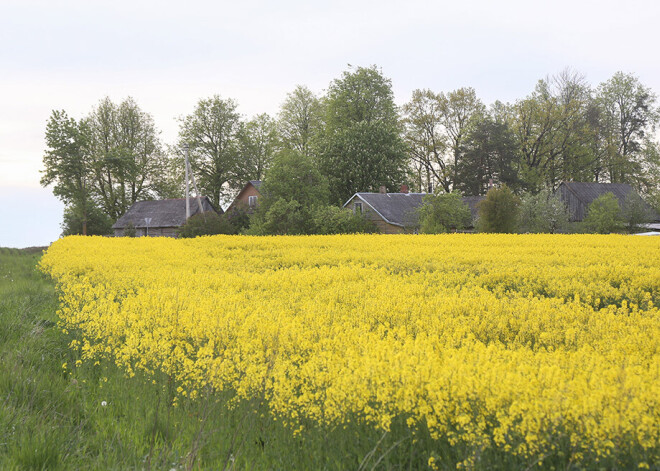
left=112, top=197, right=219, bottom=229
left=559, top=182, right=635, bottom=206
left=343, top=193, right=485, bottom=228
left=344, top=193, right=425, bottom=227
left=249, top=180, right=262, bottom=192
left=557, top=181, right=660, bottom=222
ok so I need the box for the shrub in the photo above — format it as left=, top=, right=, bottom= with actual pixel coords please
left=178, top=212, right=236, bottom=238
left=476, top=185, right=520, bottom=233
left=123, top=223, right=136, bottom=237
left=418, top=192, right=472, bottom=233
left=518, top=189, right=569, bottom=233
left=312, top=206, right=378, bottom=234
left=584, top=193, right=622, bottom=234
left=61, top=201, right=113, bottom=236
left=621, top=192, right=652, bottom=232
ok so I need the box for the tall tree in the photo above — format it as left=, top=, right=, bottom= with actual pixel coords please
left=402, top=89, right=450, bottom=193
left=236, top=113, right=279, bottom=183
left=278, top=85, right=323, bottom=155
left=317, top=65, right=408, bottom=205
left=440, top=87, right=485, bottom=190
left=456, top=112, right=520, bottom=196
left=87, top=97, right=167, bottom=220
left=41, top=110, right=94, bottom=234
left=512, top=70, right=596, bottom=191
left=595, top=72, right=659, bottom=185
left=177, top=95, right=241, bottom=207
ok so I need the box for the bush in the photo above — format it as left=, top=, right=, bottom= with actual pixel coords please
left=621, top=192, right=653, bottom=232
left=418, top=192, right=472, bottom=234
left=312, top=206, right=378, bottom=234
left=61, top=201, right=113, bottom=236
left=584, top=193, right=622, bottom=234
left=246, top=199, right=310, bottom=235
left=518, top=189, right=569, bottom=233
left=178, top=212, right=237, bottom=238
left=123, top=223, right=136, bottom=237
left=476, top=185, right=520, bottom=233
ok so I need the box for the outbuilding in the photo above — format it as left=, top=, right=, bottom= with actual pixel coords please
left=112, top=197, right=220, bottom=237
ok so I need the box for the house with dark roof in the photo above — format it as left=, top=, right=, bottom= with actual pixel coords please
left=342, top=189, right=484, bottom=234
left=112, top=197, right=220, bottom=237
left=226, top=180, right=263, bottom=213
left=555, top=182, right=660, bottom=222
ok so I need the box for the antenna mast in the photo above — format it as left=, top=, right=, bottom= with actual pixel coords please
left=184, top=143, right=191, bottom=220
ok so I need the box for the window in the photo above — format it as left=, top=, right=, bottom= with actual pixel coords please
left=354, top=202, right=362, bottom=214
left=248, top=195, right=258, bottom=208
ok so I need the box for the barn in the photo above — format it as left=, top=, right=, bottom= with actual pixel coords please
left=342, top=189, right=484, bottom=234
left=112, top=197, right=220, bottom=237
left=555, top=182, right=659, bottom=222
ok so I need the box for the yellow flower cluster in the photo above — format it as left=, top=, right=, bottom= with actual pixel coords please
left=40, top=234, right=660, bottom=461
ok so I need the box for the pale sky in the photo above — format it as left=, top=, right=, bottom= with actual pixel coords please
left=1, top=0, right=659, bottom=247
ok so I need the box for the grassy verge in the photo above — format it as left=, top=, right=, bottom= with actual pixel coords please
left=0, top=248, right=432, bottom=470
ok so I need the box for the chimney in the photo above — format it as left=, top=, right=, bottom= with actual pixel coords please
left=379, top=185, right=387, bottom=194
left=400, top=184, right=409, bottom=194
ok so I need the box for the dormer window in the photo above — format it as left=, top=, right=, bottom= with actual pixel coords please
left=354, top=202, right=362, bottom=214
left=248, top=195, right=258, bottom=208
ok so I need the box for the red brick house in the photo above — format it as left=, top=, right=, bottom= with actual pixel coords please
left=226, top=180, right=262, bottom=213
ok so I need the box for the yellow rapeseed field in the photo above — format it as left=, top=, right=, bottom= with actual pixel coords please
left=40, top=234, right=660, bottom=463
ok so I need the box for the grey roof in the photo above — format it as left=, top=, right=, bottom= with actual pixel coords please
left=112, top=197, right=220, bottom=229
left=560, top=182, right=635, bottom=205
left=249, top=180, right=262, bottom=192
left=344, top=193, right=484, bottom=228
left=556, top=182, right=660, bottom=222
left=462, top=195, right=486, bottom=221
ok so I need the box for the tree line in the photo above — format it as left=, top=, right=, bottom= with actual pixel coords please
left=42, top=65, right=660, bottom=235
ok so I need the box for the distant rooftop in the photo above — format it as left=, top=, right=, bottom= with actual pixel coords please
left=112, top=197, right=219, bottom=229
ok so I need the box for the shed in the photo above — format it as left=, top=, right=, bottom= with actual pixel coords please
left=555, top=182, right=659, bottom=222
left=112, top=197, right=220, bottom=237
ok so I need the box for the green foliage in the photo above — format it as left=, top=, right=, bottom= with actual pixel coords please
left=311, top=206, right=378, bottom=234
left=317, top=65, right=408, bottom=205
left=477, top=185, right=520, bottom=233
left=178, top=212, right=237, bottom=238
left=620, top=191, right=652, bottom=232
left=87, top=97, right=169, bottom=220
left=225, top=207, right=251, bottom=233
left=178, top=95, right=242, bottom=206
left=236, top=113, right=279, bottom=182
left=418, top=192, right=472, bottom=233
left=248, top=150, right=329, bottom=235
left=123, top=222, right=137, bottom=237
left=518, top=189, right=569, bottom=233
left=260, top=149, right=329, bottom=207
left=584, top=192, right=622, bottom=233
left=61, top=200, right=113, bottom=236
left=247, top=198, right=309, bottom=235
left=278, top=85, right=323, bottom=156
left=456, top=114, right=520, bottom=195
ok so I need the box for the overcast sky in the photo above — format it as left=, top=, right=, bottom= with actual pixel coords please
left=1, top=0, right=659, bottom=247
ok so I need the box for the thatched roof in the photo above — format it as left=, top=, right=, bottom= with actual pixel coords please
left=344, top=193, right=484, bottom=228
left=112, top=197, right=220, bottom=229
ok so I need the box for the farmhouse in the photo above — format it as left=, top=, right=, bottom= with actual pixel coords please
left=226, top=180, right=262, bottom=213
left=555, top=182, right=660, bottom=223
left=342, top=187, right=484, bottom=234
left=112, top=197, right=220, bottom=237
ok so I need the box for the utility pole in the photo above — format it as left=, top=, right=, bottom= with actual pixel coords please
left=184, top=143, right=191, bottom=220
